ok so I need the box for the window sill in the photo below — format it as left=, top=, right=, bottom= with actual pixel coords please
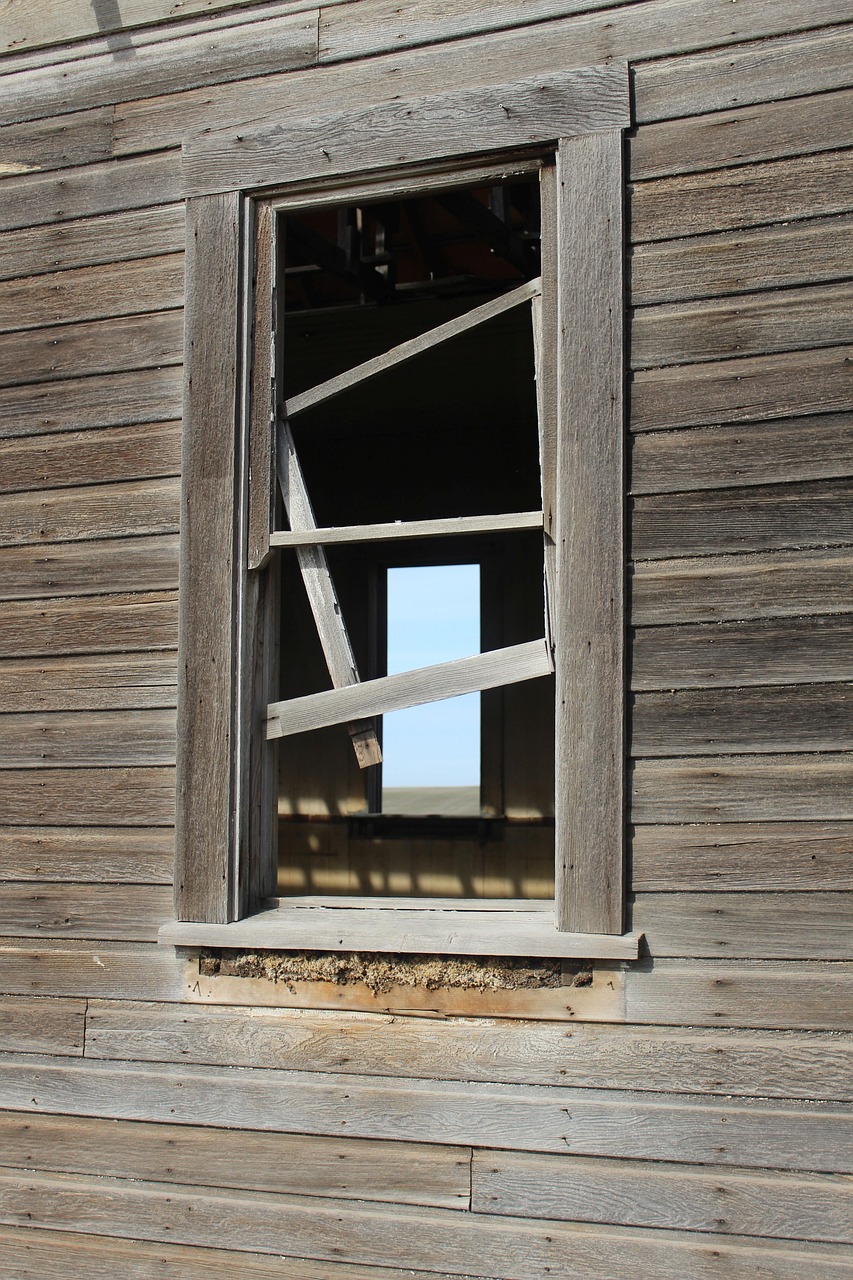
left=160, top=897, right=643, bottom=959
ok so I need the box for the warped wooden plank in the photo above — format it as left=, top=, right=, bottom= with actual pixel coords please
left=474, top=1149, right=853, bottom=1245
left=0, top=421, right=182, bottom=495
left=0, top=1110, right=468, bottom=1209
left=0, top=367, right=183, bottom=438
left=0, top=106, right=112, bottom=176
left=0, top=310, right=182, bottom=389
left=0, top=768, right=175, bottom=827
left=632, top=346, right=853, bottom=433
left=632, top=822, right=853, bottom=892
left=632, top=150, right=853, bottom=244
left=0, top=254, right=184, bottom=334
left=86, top=998, right=853, bottom=1100
left=632, top=216, right=853, bottom=307
left=631, top=283, right=853, bottom=371
left=182, top=68, right=628, bottom=197
left=0, top=535, right=179, bottom=602
left=0, top=591, right=178, bottom=659
left=0, top=996, right=84, bottom=1057
left=0, top=477, right=179, bottom=546
left=631, top=683, right=853, bottom=757
left=0, top=884, right=171, bottom=942
left=632, top=479, right=853, bottom=560
left=534, top=161, right=558, bottom=648
left=2, top=1054, right=851, bottom=1173
left=630, top=414, right=853, bottom=495
left=271, top=510, right=543, bottom=548
left=0, top=204, right=184, bottom=282
left=555, top=130, right=624, bottom=936
left=0, top=709, right=177, bottom=769
left=287, top=279, right=541, bottom=418
left=631, top=754, right=853, bottom=823
left=0, top=152, right=182, bottom=235
left=267, top=639, right=552, bottom=739
left=247, top=201, right=276, bottom=571
left=0, top=826, right=173, bottom=883
left=630, top=86, right=853, bottom=180
left=0, top=939, right=187, bottom=1002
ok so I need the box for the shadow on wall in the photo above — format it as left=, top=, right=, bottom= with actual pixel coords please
left=91, top=0, right=138, bottom=59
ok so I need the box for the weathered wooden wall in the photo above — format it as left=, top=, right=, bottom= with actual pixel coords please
left=0, top=1, right=851, bottom=1275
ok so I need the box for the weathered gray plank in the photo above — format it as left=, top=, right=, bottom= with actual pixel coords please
left=632, top=284, right=853, bottom=371
left=0, top=884, right=171, bottom=941
left=0, top=1111, right=468, bottom=1209
left=247, top=201, right=276, bottom=572
left=182, top=67, right=629, bottom=197
left=0, top=254, right=184, bottom=334
left=0, top=367, right=183, bottom=438
left=0, top=939, right=186, bottom=1001
left=0, top=310, right=182, bottom=389
left=0, top=592, right=178, bottom=659
left=0, top=768, right=175, bottom=826
left=0, top=709, right=177, bottom=768
left=632, top=547, right=853, bottom=626
left=0, top=421, right=182, bottom=495
left=632, top=480, right=853, bottom=559
left=630, top=86, right=853, bottom=180
left=0, top=152, right=181, bottom=234
left=554, top=128, right=624, bottom=937
left=0, top=107, right=113, bottom=175
left=634, top=892, right=853, bottom=961
left=0, top=535, right=179, bottom=602
left=632, top=822, right=853, bottom=892
left=0, top=478, right=179, bottom=546
left=632, top=615, right=853, bottom=691
left=473, top=1149, right=853, bottom=1244
left=0, top=204, right=184, bottom=281
left=271, top=511, right=543, bottom=548
left=0, top=995, right=84, bottom=1056
left=85, top=998, right=853, bottom=1100
left=631, top=754, right=853, bottom=823
left=0, top=826, right=173, bottom=883
left=0, top=653, right=176, bottom=713
left=632, top=150, right=853, bottom=244
left=630, top=414, right=853, bottom=494
left=632, top=216, right=853, bottom=307
left=632, top=346, right=853, bottom=432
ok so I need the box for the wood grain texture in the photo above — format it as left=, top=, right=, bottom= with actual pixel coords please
left=0, top=592, right=178, bottom=659
left=0, top=310, right=182, bottom=389
left=631, top=754, right=853, bottom=823
left=0, top=826, right=173, bottom=883
left=0, top=254, right=184, bottom=334
left=632, top=480, right=853, bottom=559
left=473, top=1149, right=853, bottom=1244
left=270, top=511, right=543, bottom=548
left=0, top=653, right=176, bottom=714
left=247, top=201, right=275, bottom=572
left=630, top=414, right=853, bottom=495
left=0, top=995, right=84, bottom=1056
left=2, top=1054, right=851, bottom=1173
left=0, top=478, right=179, bottom=546
left=0, top=204, right=184, bottom=281
left=0, top=535, right=179, bottom=602
left=0, top=1111, right=468, bottom=1209
left=0, top=709, right=177, bottom=768
left=0, top=939, right=186, bottom=1001
left=0, top=367, right=183, bottom=438
left=0, top=107, right=113, bottom=175
left=0, top=884, right=171, bottom=941
left=0, top=421, right=182, bottom=495
left=0, top=767, right=175, bottom=826
left=632, top=615, right=853, bottom=691
left=632, top=822, right=853, bottom=891
left=554, top=129, right=625, bottom=936
left=631, top=548, right=853, bottom=626
left=0, top=152, right=182, bottom=234
left=182, top=66, right=629, bottom=197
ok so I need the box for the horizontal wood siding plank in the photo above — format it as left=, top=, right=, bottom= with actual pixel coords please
left=631, top=754, right=853, bottom=823
left=0, top=884, right=170, bottom=941
left=630, top=414, right=853, bottom=495
left=632, top=822, right=853, bottom=891
left=631, top=615, right=853, bottom=691
left=0, top=653, right=177, bottom=713
left=472, top=1149, right=853, bottom=1244
left=631, top=683, right=853, bottom=757
left=0, top=311, right=182, bottom=388
left=1, top=1055, right=851, bottom=1173
left=0, top=535, right=179, bottom=602
left=0, top=1111, right=468, bottom=1209
left=0, top=826, right=173, bottom=883
left=0, top=254, right=184, bottom=333
left=0, top=768, right=175, bottom=826
left=0, top=422, right=182, bottom=495
left=0, top=939, right=186, bottom=1001
left=0, top=995, right=84, bottom=1056
left=0, top=204, right=184, bottom=281
left=0, top=709, right=177, bottom=768
left=631, top=548, right=853, bottom=625
left=0, top=592, right=178, bottom=658
left=85, top=999, right=853, bottom=1100
left=0, top=478, right=179, bottom=546
left=0, top=368, right=183, bottom=438
left=0, top=107, right=113, bottom=175
left=631, top=346, right=853, bottom=433
left=0, top=152, right=182, bottom=234
left=631, top=217, right=853, bottom=307
left=633, top=892, right=853, bottom=960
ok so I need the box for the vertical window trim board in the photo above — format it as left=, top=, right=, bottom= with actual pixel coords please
left=173, top=71, right=630, bottom=946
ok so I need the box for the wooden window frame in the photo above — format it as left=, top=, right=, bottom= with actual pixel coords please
left=165, top=65, right=640, bottom=959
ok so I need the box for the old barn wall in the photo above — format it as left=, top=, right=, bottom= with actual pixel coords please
left=0, top=1, right=851, bottom=1275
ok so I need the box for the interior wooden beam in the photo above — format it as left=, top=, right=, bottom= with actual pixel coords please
left=271, top=510, right=543, bottom=548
